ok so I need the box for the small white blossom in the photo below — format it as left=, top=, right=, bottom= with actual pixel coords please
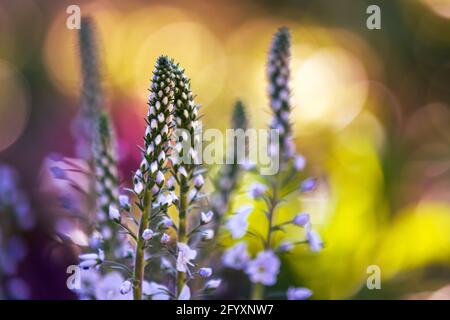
left=306, top=223, right=323, bottom=252
left=222, top=242, right=250, bottom=270
left=293, top=155, right=306, bottom=171
left=293, top=212, right=310, bottom=226
left=278, top=241, right=293, bottom=252
left=226, top=205, right=253, bottom=239
left=245, top=250, right=280, bottom=286
left=178, top=166, right=188, bottom=178
left=134, top=181, right=144, bottom=195
left=198, top=267, right=213, bottom=278
left=155, top=171, right=165, bottom=185
left=247, top=182, right=267, bottom=199
left=160, top=217, right=173, bottom=229
left=118, top=195, right=130, bottom=209
left=120, top=280, right=132, bottom=295
left=205, top=279, right=221, bottom=290
left=176, top=243, right=197, bottom=273
left=287, top=287, right=312, bottom=300
left=202, top=229, right=214, bottom=241
left=200, top=210, right=214, bottom=224
left=108, top=204, right=120, bottom=221
left=160, top=233, right=170, bottom=244
left=193, top=175, right=204, bottom=189
left=142, top=228, right=154, bottom=241
left=150, top=161, right=158, bottom=174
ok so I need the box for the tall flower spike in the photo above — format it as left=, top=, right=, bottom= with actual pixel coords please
left=139, top=55, right=175, bottom=193
left=268, top=27, right=295, bottom=165
left=170, top=61, right=204, bottom=297
left=74, top=17, right=103, bottom=160
left=212, top=101, right=248, bottom=217
left=132, top=55, right=175, bottom=300
left=93, top=112, right=119, bottom=221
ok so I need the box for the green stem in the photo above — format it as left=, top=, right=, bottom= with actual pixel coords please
left=250, top=178, right=278, bottom=300
left=176, top=181, right=189, bottom=297
left=266, top=178, right=278, bottom=249
left=133, top=189, right=151, bottom=300
left=251, top=283, right=264, bottom=300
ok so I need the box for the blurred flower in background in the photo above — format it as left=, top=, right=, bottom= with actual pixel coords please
left=0, top=0, right=449, bottom=299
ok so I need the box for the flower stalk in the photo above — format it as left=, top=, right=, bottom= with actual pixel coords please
left=132, top=56, right=175, bottom=299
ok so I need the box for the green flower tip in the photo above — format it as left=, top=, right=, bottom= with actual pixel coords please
left=271, top=27, right=291, bottom=52
left=156, top=55, right=173, bottom=68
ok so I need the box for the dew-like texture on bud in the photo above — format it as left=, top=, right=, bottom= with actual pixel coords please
left=93, top=112, right=119, bottom=217
left=268, top=27, right=294, bottom=164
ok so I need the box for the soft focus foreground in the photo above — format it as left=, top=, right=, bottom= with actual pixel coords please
left=0, top=0, right=449, bottom=300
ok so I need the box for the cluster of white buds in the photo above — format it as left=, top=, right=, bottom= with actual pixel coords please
left=167, top=62, right=219, bottom=298
left=268, top=27, right=296, bottom=165
left=133, top=55, right=175, bottom=200
left=93, top=112, right=119, bottom=223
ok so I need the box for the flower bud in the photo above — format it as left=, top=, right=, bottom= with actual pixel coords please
left=142, top=228, right=154, bottom=241
left=120, top=280, right=132, bottom=295
left=198, top=267, right=212, bottom=278
left=109, top=204, right=120, bottom=221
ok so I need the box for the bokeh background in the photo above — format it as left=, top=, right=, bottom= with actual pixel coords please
left=1, top=0, right=450, bottom=299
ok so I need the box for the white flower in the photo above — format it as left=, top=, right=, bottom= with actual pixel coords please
left=293, top=212, right=310, bottom=226
left=293, top=155, right=306, bottom=171
left=160, top=233, right=170, bottom=244
left=160, top=216, right=173, bottom=229
left=226, top=205, right=253, bottom=239
left=193, top=175, right=204, bottom=189
left=222, top=242, right=250, bottom=270
left=155, top=171, right=165, bottom=185
left=108, top=204, right=120, bottom=221
left=120, top=280, right=132, bottom=295
left=118, top=195, right=130, bottom=209
left=205, top=279, right=221, bottom=290
left=150, top=161, right=158, bottom=174
left=200, top=210, right=214, bottom=224
left=247, top=182, right=267, bottom=199
left=176, top=243, right=197, bottom=273
left=178, top=284, right=191, bottom=300
left=178, top=166, right=188, bottom=178
left=166, top=176, right=176, bottom=189
left=158, top=151, right=166, bottom=163
left=287, top=287, right=312, bottom=300
left=245, top=250, right=280, bottom=286
left=306, top=223, right=323, bottom=252
left=198, top=267, right=212, bottom=278
left=143, top=282, right=170, bottom=300
left=202, top=229, right=214, bottom=241
left=278, top=241, right=293, bottom=252
left=134, top=181, right=144, bottom=195
left=142, top=229, right=154, bottom=241
left=155, top=135, right=162, bottom=146
left=140, top=159, right=148, bottom=171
